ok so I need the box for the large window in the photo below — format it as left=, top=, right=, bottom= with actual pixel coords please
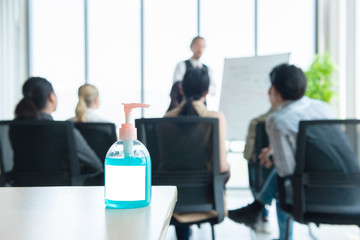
left=201, top=0, right=255, bottom=110
left=200, top=0, right=255, bottom=188
left=29, top=0, right=316, bottom=188
left=144, top=0, right=197, bottom=117
left=258, top=0, right=315, bottom=69
left=30, top=0, right=85, bottom=120
left=88, top=0, right=141, bottom=124
left=30, top=0, right=316, bottom=119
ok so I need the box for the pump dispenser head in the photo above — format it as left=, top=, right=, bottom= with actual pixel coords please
left=119, top=103, right=150, bottom=140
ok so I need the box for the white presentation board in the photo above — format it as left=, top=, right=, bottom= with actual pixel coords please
left=219, top=53, right=290, bottom=141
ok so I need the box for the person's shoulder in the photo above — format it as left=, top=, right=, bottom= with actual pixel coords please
left=203, top=109, right=225, bottom=122
left=308, top=97, right=330, bottom=107
left=85, top=109, right=110, bottom=123
left=164, top=110, right=176, bottom=117
left=308, top=97, right=336, bottom=117
left=266, top=105, right=288, bottom=131
left=252, top=106, right=277, bottom=123
left=87, top=116, right=110, bottom=123
left=266, top=112, right=277, bottom=127
left=164, top=106, right=181, bottom=117
left=175, top=61, right=186, bottom=68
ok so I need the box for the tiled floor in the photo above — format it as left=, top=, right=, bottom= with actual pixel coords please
left=165, top=188, right=360, bottom=240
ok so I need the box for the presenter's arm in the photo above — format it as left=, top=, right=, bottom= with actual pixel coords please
left=173, top=62, right=186, bottom=82
left=208, top=67, right=216, bottom=96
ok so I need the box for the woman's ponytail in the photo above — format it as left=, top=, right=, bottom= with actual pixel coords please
left=178, top=96, right=199, bottom=116
left=178, top=69, right=210, bottom=116
left=14, top=77, right=54, bottom=120
left=75, top=83, right=99, bottom=122
left=14, top=97, right=40, bottom=119
left=75, top=96, right=87, bottom=122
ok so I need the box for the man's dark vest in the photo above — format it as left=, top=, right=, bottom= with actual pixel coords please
left=185, top=60, right=208, bottom=72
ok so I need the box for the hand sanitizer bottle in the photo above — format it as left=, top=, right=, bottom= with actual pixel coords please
left=105, top=103, right=151, bottom=209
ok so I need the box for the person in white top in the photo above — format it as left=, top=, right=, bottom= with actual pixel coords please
left=70, top=83, right=108, bottom=122
left=173, top=36, right=216, bottom=95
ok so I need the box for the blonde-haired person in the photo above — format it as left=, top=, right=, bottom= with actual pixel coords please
left=14, top=77, right=103, bottom=175
left=70, top=84, right=107, bottom=122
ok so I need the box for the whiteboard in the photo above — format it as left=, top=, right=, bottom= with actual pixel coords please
left=219, top=53, right=290, bottom=141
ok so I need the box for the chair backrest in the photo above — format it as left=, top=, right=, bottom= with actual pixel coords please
left=278, top=120, right=360, bottom=226
left=0, top=120, right=83, bottom=186
left=136, top=117, right=226, bottom=223
left=248, top=122, right=274, bottom=193
left=0, top=125, right=8, bottom=186
left=74, top=122, right=117, bottom=161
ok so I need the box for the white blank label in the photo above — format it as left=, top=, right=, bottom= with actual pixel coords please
left=105, top=165, right=146, bottom=201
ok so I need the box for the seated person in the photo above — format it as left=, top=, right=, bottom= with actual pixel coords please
left=69, top=83, right=107, bottom=122
left=14, top=77, right=103, bottom=175
left=229, top=64, right=336, bottom=240
left=165, top=68, right=230, bottom=240
left=166, top=81, right=183, bottom=113
left=165, top=69, right=230, bottom=173
left=242, top=93, right=278, bottom=232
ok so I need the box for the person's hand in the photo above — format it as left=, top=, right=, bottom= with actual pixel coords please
left=250, top=155, right=257, bottom=163
left=258, top=147, right=273, bottom=168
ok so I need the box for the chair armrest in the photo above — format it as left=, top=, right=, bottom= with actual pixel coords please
left=277, top=174, right=293, bottom=214
left=277, top=174, right=307, bottom=223
left=213, top=171, right=230, bottom=223
left=219, top=171, right=230, bottom=185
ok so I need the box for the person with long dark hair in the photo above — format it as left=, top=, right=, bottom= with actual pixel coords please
left=165, top=68, right=230, bottom=240
left=166, top=68, right=229, bottom=172
left=166, top=81, right=183, bottom=113
left=14, top=77, right=103, bottom=175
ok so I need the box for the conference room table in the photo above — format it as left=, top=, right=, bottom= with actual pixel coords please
left=0, top=186, right=177, bottom=240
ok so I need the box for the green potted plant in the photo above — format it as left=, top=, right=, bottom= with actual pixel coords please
left=305, top=54, right=336, bottom=103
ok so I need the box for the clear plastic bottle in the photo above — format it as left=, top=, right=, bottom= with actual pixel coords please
left=104, top=103, right=151, bottom=209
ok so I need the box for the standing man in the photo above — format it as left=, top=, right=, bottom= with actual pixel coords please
left=173, top=36, right=216, bottom=95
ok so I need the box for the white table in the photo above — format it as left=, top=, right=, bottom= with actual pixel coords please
left=0, top=186, right=177, bottom=240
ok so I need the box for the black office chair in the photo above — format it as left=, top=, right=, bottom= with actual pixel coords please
left=74, top=122, right=117, bottom=161
left=277, top=120, right=360, bottom=239
left=136, top=117, right=229, bottom=240
left=248, top=122, right=274, bottom=193
left=74, top=122, right=116, bottom=186
left=0, top=120, right=94, bottom=186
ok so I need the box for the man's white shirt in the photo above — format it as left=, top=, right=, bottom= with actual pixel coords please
left=173, top=59, right=216, bottom=96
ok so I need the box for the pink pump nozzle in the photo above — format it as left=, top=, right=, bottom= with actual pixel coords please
left=120, top=103, right=150, bottom=140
